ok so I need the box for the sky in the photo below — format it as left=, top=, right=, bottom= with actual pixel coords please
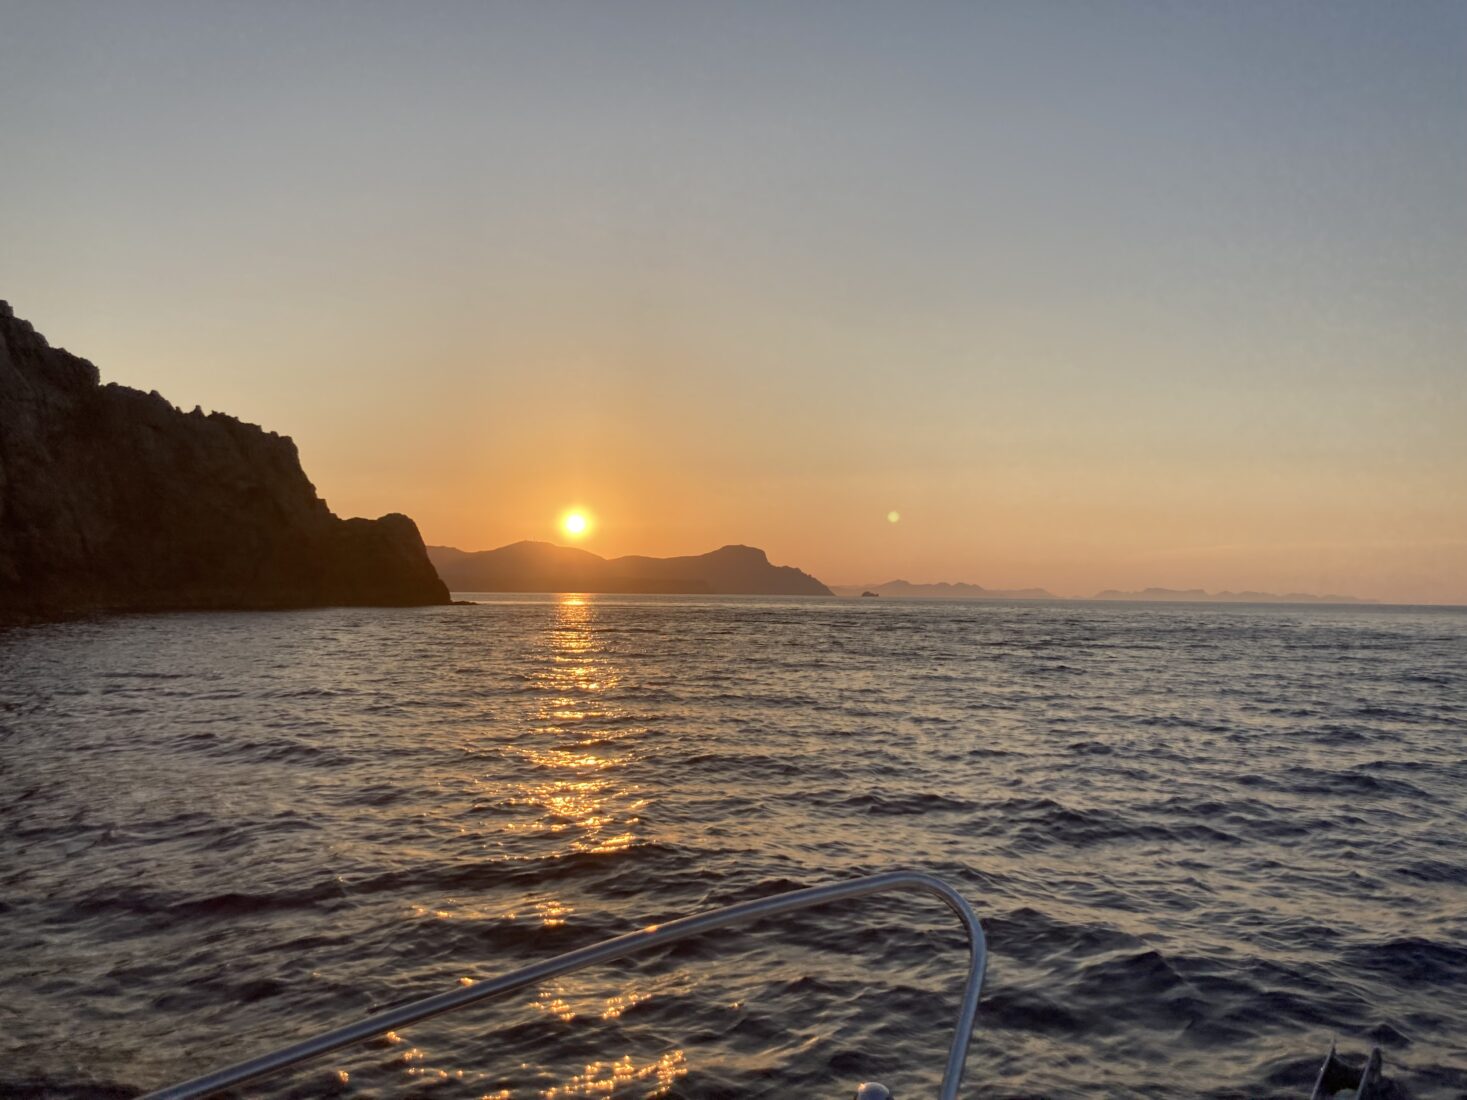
left=2, top=1, right=1464, bottom=603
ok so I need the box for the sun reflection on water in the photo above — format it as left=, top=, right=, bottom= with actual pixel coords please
left=532, top=982, right=578, bottom=1022
left=599, top=989, right=651, bottom=1020
left=384, top=598, right=684, bottom=1097
left=457, top=597, right=679, bottom=1096
left=529, top=979, right=661, bottom=1027
left=391, top=1043, right=686, bottom=1099
left=536, top=896, right=574, bottom=927
left=541, top=1051, right=688, bottom=1098
left=499, top=597, right=645, bottom=857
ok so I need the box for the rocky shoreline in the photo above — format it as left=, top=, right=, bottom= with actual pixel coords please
left=0, top=302, right=448, bottom=623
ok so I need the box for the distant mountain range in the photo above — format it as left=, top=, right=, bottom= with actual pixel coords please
left=1090, top=587, right=1376, bottom=604
left=427, top=540, right=1378, bottom=606
left=428, top=541, right=833, bottom=596
left=830, top=579, right=1375, bottom=604
left=830, top=579, right=1057, bottom=600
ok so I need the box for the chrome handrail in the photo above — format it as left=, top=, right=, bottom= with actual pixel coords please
left=142, top=869, right=987, bottom=1099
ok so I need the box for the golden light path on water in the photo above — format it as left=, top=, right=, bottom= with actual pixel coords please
left=392, top=595, right=686, bottom=1098
left=3, top=597, right=1465, bottom=1095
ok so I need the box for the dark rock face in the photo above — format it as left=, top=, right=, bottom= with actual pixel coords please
left=428, top=540, right=833, bottom=596
left=0, top=302, right=449, bottom=620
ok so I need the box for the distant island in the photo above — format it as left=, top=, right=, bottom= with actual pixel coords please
left=0, top=301, right=448, bottom=623
left=831, top=580, right=1057, bottom=600
left=830, top=579, right=1376, bottom=605
left=429, top=541, right=832, bottom=596
left=1090, top=587, right=1377, bottom=604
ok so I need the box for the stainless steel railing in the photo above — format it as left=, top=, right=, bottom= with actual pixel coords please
left=141, top=869, right=987, bottom=1100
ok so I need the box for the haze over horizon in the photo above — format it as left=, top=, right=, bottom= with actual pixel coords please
left=3, top=2, right=1463, bottom=605
left=425, top=535, right=1392, bottom=604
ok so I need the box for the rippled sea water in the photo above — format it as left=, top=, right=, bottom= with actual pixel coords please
left=2, top=596, right=1464, bottom=1099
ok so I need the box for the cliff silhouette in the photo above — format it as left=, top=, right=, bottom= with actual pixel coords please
left=0, top=302, right=448, bottom=621
left=428, top=541, right=833, bottom=596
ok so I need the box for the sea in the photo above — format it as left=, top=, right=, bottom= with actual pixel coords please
left=1, top=596, right=1464, bottom=1099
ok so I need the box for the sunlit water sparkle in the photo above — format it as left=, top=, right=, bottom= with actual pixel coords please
left=1, top=596, right=1464, bottom=1098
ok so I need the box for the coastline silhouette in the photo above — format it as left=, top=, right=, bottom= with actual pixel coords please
left=428, top=540, right=832, bottom=596
left=0, top=302, right=447, bottom=623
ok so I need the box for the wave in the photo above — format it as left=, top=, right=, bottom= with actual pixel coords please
left=2, top=597, right=1463, bottom=1097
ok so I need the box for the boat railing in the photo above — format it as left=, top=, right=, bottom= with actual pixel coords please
left=141, top=869, right=987, bottom=1100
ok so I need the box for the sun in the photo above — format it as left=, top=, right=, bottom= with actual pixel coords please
left=560, top=509, right=592, bottom=539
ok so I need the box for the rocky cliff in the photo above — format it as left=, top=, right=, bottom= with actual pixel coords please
left=0, top=302, right=449, bottom=621
left=428, top=541, right=833, bottom=596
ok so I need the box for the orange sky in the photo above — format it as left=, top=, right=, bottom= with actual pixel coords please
left=3, top=4, right=1463, bottom=603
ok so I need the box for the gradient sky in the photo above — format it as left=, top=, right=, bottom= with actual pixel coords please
left=3, top=1, right=1464, bottom=602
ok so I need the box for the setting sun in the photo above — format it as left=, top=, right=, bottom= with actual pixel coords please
left=560, top=510, right=592, bottom=539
